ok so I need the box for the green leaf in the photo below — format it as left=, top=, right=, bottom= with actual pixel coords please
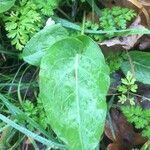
left=39, top=35, right=110, bottom=149
left=53, top=17, right=150, bottom=36
left=121, top=51, right=150, bottom=84
left=22, top=24, right=68, bottom=66
left=0, top=0, right=16, bottom=13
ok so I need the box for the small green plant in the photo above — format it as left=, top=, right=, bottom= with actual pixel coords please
left=22, top=100, right=37, bottom=117
left=121, top=106, right=150, bottom=138
left=117, top=71, right=138, bottom=105
left=100, top=6, right=136, bottom=31
left=2, top=1, right=43, bottom=50
left=21, top=99, right=48, bottom=129
left=106, top=52, right=123, bottom=73
left=1, top=0, right=62, bottom=50
left=33, top=0, right=61, bottom=16
left=85, top=6, right=136, bottom=40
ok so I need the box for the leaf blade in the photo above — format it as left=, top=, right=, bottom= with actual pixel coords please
left=0, top=0, right=16, bottom=13
left=39, top=35, right=110, bottom=149
left=22, top=24, right=68, bottom=66
left=121, top=51, right=150, bottom=84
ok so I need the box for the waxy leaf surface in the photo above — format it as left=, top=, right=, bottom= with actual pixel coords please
left=22, top=24, right=68, bottom=66
left=0, top=0, right=16, bottom=13
left=39, top=35, right=110, bottom=150
left=121, top=51, right=150, bottom=84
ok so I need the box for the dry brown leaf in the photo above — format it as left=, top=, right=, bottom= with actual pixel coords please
left=86, top=12, right=99, bottom=23
left=100, top=16, right=146, bottom=50
left=139, top=0, right=150, bottom=6
left=99, top=0, right=150, bottom=27
left=105, top=109, right=147, bottom=150
left=139, top=37, right=150, bottom=50
left=99, top=0, right=139, bottom=10
left=107, top=143, right=121, bottom=150
left=127, top=0, right=150, bottom=28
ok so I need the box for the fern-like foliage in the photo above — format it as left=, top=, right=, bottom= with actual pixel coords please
left=85, top=20, right=105, bottom=41
left=117, top=71, right=138, bottom=105
left=2, top=0, right=62, bottom=50
left=100, top=6, right=136, bottom=31
left=106, top=52, right=123, bottom=73
left=3, top=1, right=43, bottom=50
left=33, top=0, right=61, bottom=16
left=85, top=6, right=137, bottom=40
left=20, top=99, right=48, bottom=129
left=121, top=106, right=150, bottom=138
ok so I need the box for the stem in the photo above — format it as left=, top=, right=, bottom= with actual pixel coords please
left=17, top=65, right=31, bottom=105
left=71, top=0, right=77, bottom=21
left=86, top=0, right=101, bottom=17
left=126, top=50, right=135, bottom=77
left=81, top=11, right=86, bottom=35
left=92, top=0, right=94, bottom=22
left=129, top=92, right=150, bottom=102
left=108, top=112, right=116, bottom=141
left=57, top=8, right=72, bottom=21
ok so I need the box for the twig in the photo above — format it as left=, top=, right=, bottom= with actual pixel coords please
left=57, top=8, right=72, bottom=21
left=81, top=11, right=86, bottom=35
left=108, top=112, right=116, bottom=141
left=125, top=49, right=135, bottom=77
left=129, top=92, right=150, bottom=102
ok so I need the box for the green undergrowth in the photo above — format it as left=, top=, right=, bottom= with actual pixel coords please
left=0, top=0, right=150, bottom=149
left=121, top=106, right=150, bottom=138
left=85, top=6, right=137, bottom=41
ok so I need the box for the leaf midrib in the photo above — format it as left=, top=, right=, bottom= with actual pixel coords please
left=133, top=61, right=150, bottom=69
left=75, top=54, right=84, bottom=149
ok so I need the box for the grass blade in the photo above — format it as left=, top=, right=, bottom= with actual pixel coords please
left=0, top=93, right=63, bottom=145
left=0, top=114, right=65, bottom=149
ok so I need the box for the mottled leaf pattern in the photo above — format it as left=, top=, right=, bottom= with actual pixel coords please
left=22, top=24, right=68, bottom=66
left=121, top=51, right=150, bottom=84
left=39, top=35, right=110, bottom=149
